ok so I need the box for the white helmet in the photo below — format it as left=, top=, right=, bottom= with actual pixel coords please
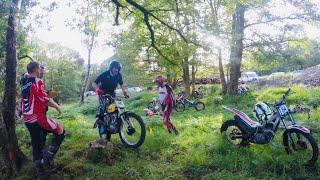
left=253, top=102, right=272, bottom=121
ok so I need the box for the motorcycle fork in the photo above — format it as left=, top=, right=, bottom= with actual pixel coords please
left=120, top=113, right=134, bottom=129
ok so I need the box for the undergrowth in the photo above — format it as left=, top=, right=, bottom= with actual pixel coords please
left=15, top=85, right=320, bottom=179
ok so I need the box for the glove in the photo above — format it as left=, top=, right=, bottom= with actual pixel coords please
left=96, top=89, right=105, bottom=96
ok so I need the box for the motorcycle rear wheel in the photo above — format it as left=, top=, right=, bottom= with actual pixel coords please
left=175, top=102, right=185, bottom=112
left=220, top=120, right=248, bottom=146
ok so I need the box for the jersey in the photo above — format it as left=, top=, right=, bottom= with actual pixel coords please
left=94, top=70, right=123, bottom=96
left=20, top=74, right=50, bottom=123
left=158, top=84, right=176, bottom=108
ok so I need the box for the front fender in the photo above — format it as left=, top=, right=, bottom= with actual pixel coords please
left=120, top=111, right=134, bottom=117
left=285, top=125, right=311, bottom=134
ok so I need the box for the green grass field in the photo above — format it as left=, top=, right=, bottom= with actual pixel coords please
left=15, top=85, right=320, bottom=180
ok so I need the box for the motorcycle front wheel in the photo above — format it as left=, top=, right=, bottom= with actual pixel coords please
left=283, top=129, right=319, bottom=166
left=119, top=112, right=146, bottom=148
left=195, top=101, right=205, bottom=111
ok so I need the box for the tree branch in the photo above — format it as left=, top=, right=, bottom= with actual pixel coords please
left=149, top=8, right=174, bottom=13
left=18, top=55, right=34, bottom=61
left=111, top=0, right=200, bottom=64
left=245, top=13, right=311, bottom=28
left=112, top=0, right=124, bottom=25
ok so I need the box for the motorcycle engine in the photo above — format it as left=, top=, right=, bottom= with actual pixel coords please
left=108, top=114, right=119, bottom=134
left=254, top=128, right=275, bottom=144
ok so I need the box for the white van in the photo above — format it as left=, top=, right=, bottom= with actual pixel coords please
left=240, top=71, right=259, bottom=82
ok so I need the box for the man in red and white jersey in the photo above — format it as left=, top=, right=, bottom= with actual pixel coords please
left=20, top=61, right=65, bottom=179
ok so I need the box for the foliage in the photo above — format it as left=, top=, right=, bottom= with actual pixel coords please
left=244, top=39, right=320, bottom=75
left=17, top=41, right=84, bottom=102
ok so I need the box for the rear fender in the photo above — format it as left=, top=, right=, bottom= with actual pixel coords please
left=222, top=106, right=261, bottom=128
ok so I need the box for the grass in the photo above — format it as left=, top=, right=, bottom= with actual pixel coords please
left=15, top=84, right=320, bottom=180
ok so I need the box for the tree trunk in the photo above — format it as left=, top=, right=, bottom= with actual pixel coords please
left=182, top=57, right=190, bottom=95
left=0, top=103, right=15, bottom=178
left=1, top=0, right=26, bottom=178
left=172, top=75, right=177, bottom=90
left=80, top=47, right=92, bottom=103
left=191, top=60, right=196, bottom=95
left=218, top=48, right=227, bottom=94
left=227, top=3, right=245, bottom=94
left=167, top=71, right=172, bottom=85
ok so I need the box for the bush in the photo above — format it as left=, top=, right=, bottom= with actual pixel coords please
left=75, top=96, right=99, bottom=115
left=210, top=85, right=220, bottom=95
left=212, top=96, right=223, bottom=105
left=308, top=95, right=320, bottom=108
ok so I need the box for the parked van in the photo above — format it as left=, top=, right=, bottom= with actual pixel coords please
left=240, top=71, right=259, bottom=82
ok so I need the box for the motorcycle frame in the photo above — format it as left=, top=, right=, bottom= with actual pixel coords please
left=223, top=88, right=311, bottom=143
left=178, top=96, right=198, bottom=108
left=99, top=95, right=133, bottom=133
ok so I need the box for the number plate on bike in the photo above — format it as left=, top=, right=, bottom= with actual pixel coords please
left=115, top=100, right=125, bottom=108
left=279, top=105, right=289, bottom=116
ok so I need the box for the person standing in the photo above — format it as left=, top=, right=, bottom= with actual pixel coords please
left=154, top=75, right=179, bottom=135
left=20, top=61, right=66, bottom=179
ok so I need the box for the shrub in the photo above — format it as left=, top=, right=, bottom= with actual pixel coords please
left=210, top=85, right=220, bottom=95
left=212, top=96, right=223, bottom=105
left=308, top=95, right=320, bottom=108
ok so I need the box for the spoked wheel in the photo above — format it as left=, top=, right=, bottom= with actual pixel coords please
left=283, top=129, right=319, bottom=166
left=220, top=120, right=248, bottom=146
left=175, top=102, right=185, bottom=112
left=119, top=112, right=146, bottom=148
left=195, top=101, right=205, bottom=111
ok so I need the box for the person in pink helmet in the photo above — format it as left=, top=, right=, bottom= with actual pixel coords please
left=154, top=75, right=179, bottom=135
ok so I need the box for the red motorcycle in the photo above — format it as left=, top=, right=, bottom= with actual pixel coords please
left=221, top=89, right=318, bottom=166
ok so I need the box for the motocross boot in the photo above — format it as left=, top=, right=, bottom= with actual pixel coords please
left=172, top=126, right=179, bottom=136
left=34, top=160, right=50, bottom=180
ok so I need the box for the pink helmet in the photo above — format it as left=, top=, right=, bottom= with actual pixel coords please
left=154, top=75, right=165, bottom=84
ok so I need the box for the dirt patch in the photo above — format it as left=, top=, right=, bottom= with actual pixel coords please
left=85, top=142, right=119, bottom=166
left=293, top=64, right=320, bottom=87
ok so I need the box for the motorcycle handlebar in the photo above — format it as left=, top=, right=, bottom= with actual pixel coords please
left=273, top=88, right=291, bottom=106
left=282, top=88, right=291, bottom=101
left=99, top=94, right=129, bottom=100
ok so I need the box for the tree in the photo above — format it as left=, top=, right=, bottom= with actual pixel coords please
left=0, top=0, right=26, bottom=178
left=228, top=3, right=245, bottom=94
left=27, top=41, right=84, bottom=101
left=112, top=0, right=199, bottom=93
left=200, top=0, right=320, bottom=94
left=69, top=0, right=103, bottom=103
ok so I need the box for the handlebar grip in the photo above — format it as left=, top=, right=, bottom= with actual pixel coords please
left=283, top=88, right=291, bottom=98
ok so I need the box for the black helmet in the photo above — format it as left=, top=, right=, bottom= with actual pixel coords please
left=109, top=60, right=122, bottom=71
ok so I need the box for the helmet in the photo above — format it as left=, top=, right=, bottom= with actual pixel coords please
left=253, top=102, right=272, bottom=121
left=109, top=60, right=122, bottom=71
left=154, top=75, right=165, bottom=84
